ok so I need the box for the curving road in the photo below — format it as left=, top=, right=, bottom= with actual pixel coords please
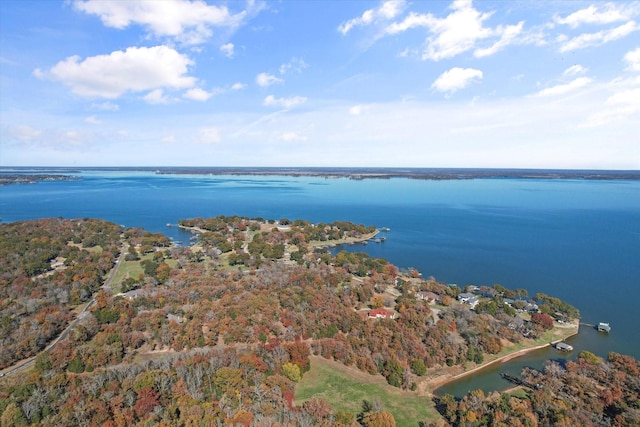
left=0, top=241, right=127, bottom=378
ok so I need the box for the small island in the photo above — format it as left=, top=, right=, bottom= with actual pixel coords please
left=0, top=173, right=77, bottom=186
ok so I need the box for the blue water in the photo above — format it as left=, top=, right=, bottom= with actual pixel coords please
left=1, top=170, right=639, bottom=395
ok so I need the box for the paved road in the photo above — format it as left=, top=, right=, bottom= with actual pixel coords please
left=0, top=241, right=127, bottom=378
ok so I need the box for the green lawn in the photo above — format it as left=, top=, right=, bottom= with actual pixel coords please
left=296, top=356, right=439, bottom=426
left=110, top=253, right=180, bottom=292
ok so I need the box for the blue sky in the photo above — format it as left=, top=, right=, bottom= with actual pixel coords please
left=1, top=0, right=639, bottom=168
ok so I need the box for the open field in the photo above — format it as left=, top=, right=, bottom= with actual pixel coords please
left=296, top=356, right=439, bottom=425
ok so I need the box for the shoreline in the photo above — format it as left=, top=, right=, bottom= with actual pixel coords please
left=427, top=322, right=580, bottom=393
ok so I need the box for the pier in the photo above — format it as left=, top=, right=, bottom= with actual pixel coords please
left=500, top=372, right=541, bottom=390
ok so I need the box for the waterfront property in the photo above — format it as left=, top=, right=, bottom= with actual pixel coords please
left=597, top=322, right=611, bottom=333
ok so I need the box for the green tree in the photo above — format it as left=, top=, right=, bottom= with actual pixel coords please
left=410, top=359, right=427, bottom=376
left=34, top=352, right=52, bottom=374
left=282, top=362, right=302, bottom=382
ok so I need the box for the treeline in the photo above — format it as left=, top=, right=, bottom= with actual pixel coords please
left=0, top=218, right=122, bottom=369
left=436, top=351, right=640, bottom=426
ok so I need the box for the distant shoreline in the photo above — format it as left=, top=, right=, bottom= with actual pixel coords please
left=154, top=167, right=640, bottom=181
left=2, top=167, right=639, bottom=182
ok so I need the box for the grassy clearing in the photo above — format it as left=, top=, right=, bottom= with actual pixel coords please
left=110, top=260, right=145, bottom=291
left=296, top=356, right=439, bottom=426
left=110, top=253, right=180, bottom=292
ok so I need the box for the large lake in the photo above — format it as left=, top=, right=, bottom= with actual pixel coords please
left=1, top=169, right=638, bottom=396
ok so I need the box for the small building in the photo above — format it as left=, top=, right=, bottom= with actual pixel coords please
left=597, top=322, right=611, bottom=333
left=368, top=308, right=396, bottom=319
left=458, top=292, right=475, bottom=303
left=467, top=296, right=479, bottom=310
left=555, top=342, right=573, bottom=352
left=416, top=291, right=438, bottom=304
left=119, top=289, right=148, bottom=300
left=458, top=293, right=479, bottom=309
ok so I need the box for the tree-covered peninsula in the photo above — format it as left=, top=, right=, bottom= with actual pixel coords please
left=0, top=217, right=637, bottom=426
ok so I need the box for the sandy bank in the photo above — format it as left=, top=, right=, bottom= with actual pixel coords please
left=426, top=321, right=580, bottom=392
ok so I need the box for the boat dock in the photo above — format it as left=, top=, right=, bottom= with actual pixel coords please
left=555, top=342, right=573, bottom=352
left=500, top=372, right=542, bottom=390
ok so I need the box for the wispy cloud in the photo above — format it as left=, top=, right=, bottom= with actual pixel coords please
left=535, top=77, right=592, bottom=97
left=256, top=72, right=283, bottom=87
left=220, top=43, right=235, bottom=58
left=338, top=0, right=406, bottom=35
left=624, top=47, right=640, bottom=71
left=554, top=3, right=636, bottom=28
left=558, top=21, right=639, bottom=52
left=432, top=67, right=483, bottom=93
left=263, top=95, right=307, bottom=109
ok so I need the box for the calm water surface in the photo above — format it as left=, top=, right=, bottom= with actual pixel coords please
left=1, top=170, right=638, bottom=396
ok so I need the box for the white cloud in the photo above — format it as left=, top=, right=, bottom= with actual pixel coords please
left=385, top=1, right=529, bottom=61
left=91, top=101, right=119, bottom=111
left=7, top=125, right=43, bottom=142
left=385, top=11, right=432, bottom=34
left=387, top=1, right=493, bottom=61
left=474, top=21, right=524, bottom=57
left=625, top=47, right=640, bottom=71
left=183, top=87, right=215, bottom=101
left=583, top=82, right=640, bottom=127
left=231, top=82, right=247, bottom=90
left=559, top=21, right=639, bottom=52
left=536, top=77, right=592, bottom=97
left=279, top=57, right=308, bottom=75
left=564, top=64, right=587, bottom=76
left=162, top=135, right=176, bottom=143
left=280, top=132, right=307, bottom=142
left=60, top=130, right=85, bottom=146
left=198, top=127, right=221, bottom=144
left=41, top=46, right=195, bottom=99
left=73, top=0, right=249, bottom=45
left=555, top=3, right=634, bottom=28
left=84, top=115, right=102, bottom=124
left=256, top=72, right=283, bottom=87
left=263, top=95, right=307, bottom=109
left=144, top=89, right=170, bottom=104
left=349, top=105, right=364, bottom=116
left=432, top=67, right=483, bottom=93
left=338, top=0, right=406, bottom=34
left=220, top=43, right=235, bottom=57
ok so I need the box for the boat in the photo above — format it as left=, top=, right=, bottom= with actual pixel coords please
left=597, top=322, right=611, bottom=333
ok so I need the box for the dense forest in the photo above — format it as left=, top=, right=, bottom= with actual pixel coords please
left=0, top=217, right=637, bottom=426
left=436, top=351, right=640, bottom=426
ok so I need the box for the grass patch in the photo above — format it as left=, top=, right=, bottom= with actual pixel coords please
left=110, top=253, right=180, bottom=292
left=296, top=356, right=439, bottom=426
left=111, top=259, right=145, bottom=291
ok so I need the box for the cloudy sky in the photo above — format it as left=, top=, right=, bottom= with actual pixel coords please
left=1, top=0, right=639, bottom=168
